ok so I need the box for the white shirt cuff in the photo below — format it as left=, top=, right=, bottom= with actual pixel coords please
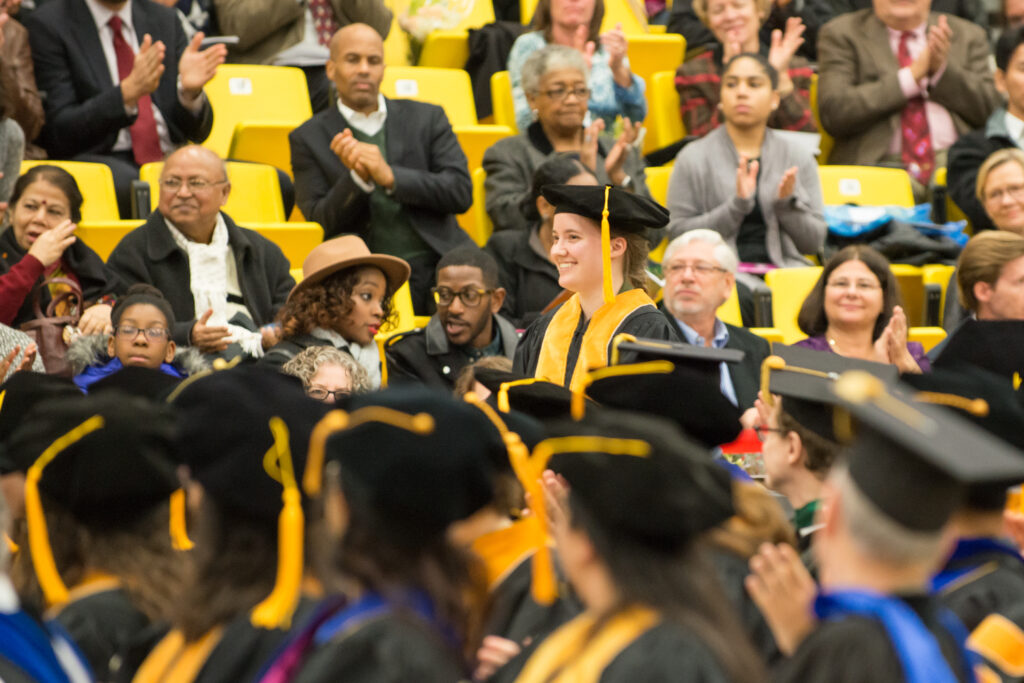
left=350, top=168, right=376, bottom=193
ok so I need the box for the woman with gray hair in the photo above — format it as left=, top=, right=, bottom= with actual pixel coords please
left=483, top=44, right=648, bottom=234
left=281, top=345, right=371, bottom=403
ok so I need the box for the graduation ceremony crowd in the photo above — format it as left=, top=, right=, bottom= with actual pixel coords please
left=5, top=0, right=1024, bottom=680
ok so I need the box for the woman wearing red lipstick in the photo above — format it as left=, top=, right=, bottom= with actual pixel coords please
left=0, top=165, right=124, bottom=335
left=264, top=235, right=410, bottom=390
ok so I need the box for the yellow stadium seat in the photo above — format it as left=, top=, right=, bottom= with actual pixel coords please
left=818, top=166, right=915, bottom=207
left=454, top=124, right=515, bottom=174
left=923, top=263, right=956, bottom=321
left=201, top=65, right=313, bottom=158
left=20, top=161, right=120, bottom=222
left=810, top=74, right=832, bottom=165
left=383, top=10, right=412, bottom=67
left=76, top=220, right=145, bottom=260
left=238, top=222, right=323, bottom=270
left=381, top=67, right=477, bottom=127
left=648, top=71, right=684, bottom=153
left=418, top=29, right=470, bottom=68
left=719, top=286, right=743, bottom=327
left=645, top=164, right=672, bottom=207
left=228, top=122, right=299, bottom=179
left=764, top=266, right=823, bottom=344
left=139, top=161, right=286, bottom=223
left=933, top=167, right=971, bottom=231
left=378, top=279, right=417, bottom=336
left=290, top=267, right=303, bottom=283
left=457, top=167, right=493, bottom=246
left=522, top=0, right=648, bottom=32
left=890, top=263, right=925, bottom=327
left=908, top=326, right=947, bottom=352
left=626, top=34, right=685, bottom=94
left=491, top=70, right=517, bottom=131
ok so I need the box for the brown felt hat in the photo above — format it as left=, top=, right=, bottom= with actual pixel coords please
left=288, top=235, right=411, bottom=302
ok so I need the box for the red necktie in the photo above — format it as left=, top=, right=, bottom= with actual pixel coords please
left=109, top=16, right=163, bottom=166
left=897, top=31, right=934, bottom=185
left=308, top=0, right=340, bottom=47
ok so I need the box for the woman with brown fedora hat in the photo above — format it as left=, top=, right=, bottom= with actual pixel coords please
left=262, top=236, right=410, bottom=389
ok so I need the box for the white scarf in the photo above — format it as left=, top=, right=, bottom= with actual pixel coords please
left=311, top=326, right=381, bottom=390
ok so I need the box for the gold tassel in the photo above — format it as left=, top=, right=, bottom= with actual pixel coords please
left=25, top=415, right=105, bottom=607
left=496, top=378, right=547, bottom=414
left=169, top=489, right=193, bottom=551
left=5, top=533, right=18, bottom=555
left=913, top=391, right=989, bottom=417
left=759, top=356, right=786, bottom=407
left=600, top=185, right=614, bottom=305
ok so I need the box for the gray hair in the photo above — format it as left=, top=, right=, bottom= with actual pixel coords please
left=832, top=462, right=947, bottom=567
left=520, top=44, right=590, bottom=96
left=662, top=229, right=739, bottom=275
left=281, top=346, right=371, bottom=395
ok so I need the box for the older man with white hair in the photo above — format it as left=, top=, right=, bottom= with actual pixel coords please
left=661, top=229, right=769, bottom=421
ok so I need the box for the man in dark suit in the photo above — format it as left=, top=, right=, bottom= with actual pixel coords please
left=660, top=230, right=769, bottom=425
left=290, top=22, right=473, bottom=314
left=25, top=0, right=226, bottom=217
left=107, top=145, right=294, bottom=359
left=816, top=0, right=999, bottom=197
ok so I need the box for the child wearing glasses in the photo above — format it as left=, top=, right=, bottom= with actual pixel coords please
left=69, top=284, right=207, bottom=392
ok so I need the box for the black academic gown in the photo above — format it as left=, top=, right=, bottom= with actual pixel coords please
left=597, top=622, right=735, bottom=682
left=0, top=656, right=38, bottom=683
left=774, top=594, right=973, bottom=683
left=936, top=537, right=1024, bottom=633
left=707, top=549, right=780, bottom=664
left=291, top=613, right=465, bottom=683
left=512, top=302, right=674, bottom=385
left=484, top=558, right=581, bottom=648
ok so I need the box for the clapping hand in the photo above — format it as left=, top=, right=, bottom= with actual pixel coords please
left=736, top=154, right=759, bottom=199
left=179, top=32, right=227, bottom=99
left=121, top=34, right=165, bottom=107
left=768, top=17, right=804, bottom=95
left=0, top=343, right=36, bottom=381
left=604, top=117, right=641, bottom=186
left=745, top=542, right=818, bottom=656
left=777, top=166, right=798, bottom=199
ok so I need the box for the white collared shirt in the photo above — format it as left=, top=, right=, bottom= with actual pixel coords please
left=338, top=94, right=388, bottom=192
left=83, top=0, right=206, bottom=154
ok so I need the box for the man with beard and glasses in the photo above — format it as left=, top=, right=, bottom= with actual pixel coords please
left=385, top=245, right=518, bottom=390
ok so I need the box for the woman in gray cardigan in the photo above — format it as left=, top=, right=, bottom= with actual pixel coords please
left=667, top=53, right=825, bottom=283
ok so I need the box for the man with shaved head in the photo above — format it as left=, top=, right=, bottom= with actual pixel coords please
left=291, top=23, right=474, bottom=313
left=108, top=145, right=294, bottom=358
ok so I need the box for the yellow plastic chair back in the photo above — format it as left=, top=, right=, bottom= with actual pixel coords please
left=810, top=74, right=832, bottom=165
left=454, top=124, right=515, bottom=174
left=764, top=266, right=823, bottom=344
left=76, top=220, right=145, bottom=260
left=819, top=166, right=915, bottom=207
left=228, top=122, right=299, bottom=179
left=20, top=161, right=120, bottom=222
left=139, top=161, right=286, bottom=223
left=645, top=164, right=673, bottom=207
left=383, top=9, right=412, bottom=66
left=238, top=222, right=324, bottom=270
left=379, top=280, right=417, bottom=336
left=381, top=67, right=477, bottom=126
left=922, top=263, right=956, bottom=323
left=491, top=70, right=517, bottom=131
left=290, top=267, right=303, bottom=284
left=521, top=0, right=648, bottom=32
left=933, top=167, right=971, bottom=233
left=908, top=326, right=947, bottom=352
left=718, top=286, right=743, bottom=327
left=418, top=30, right=471, bottom=68
left=648, top=71, right=684, bottom=153
left=626, top=34, right=685, bottom=95
left=456, top=167, right=493, bottom=246
left=201, top=65, right=312, bottom=158
left=890, top=263, right=925, bottom=327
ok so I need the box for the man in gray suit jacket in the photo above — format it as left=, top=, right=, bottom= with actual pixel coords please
left=817, top=0, right=999, bottom=191
left=290, top=23, right=473, bottom=314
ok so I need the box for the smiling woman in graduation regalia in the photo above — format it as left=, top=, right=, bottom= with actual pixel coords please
left=512, top=185, right=675, bottom=391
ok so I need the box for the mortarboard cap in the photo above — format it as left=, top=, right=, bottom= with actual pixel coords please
left=88, top=366, right=183, bottom=402
left=306, top=386, right=500, bottom=546
left=772, top=343, right=899, bottom=383
left=832, top=371, right=1024, bottom=531
left=932, top=320, right=1024, bottom=385
left=610, top=335, right=745, bottom=384
left=541, top=184, right=670, bottom=235
left=581, top=360, right=743, bottom=448
left=484, top=374, right=595, bottom=421
left=0, top=372, right=80, bottom=473
left=760, top=355, right=843, bottom=443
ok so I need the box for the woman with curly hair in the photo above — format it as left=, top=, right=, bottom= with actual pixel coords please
left=262, top=236, right=410, bottom=389
left=282, top=345, right=372, bottom=403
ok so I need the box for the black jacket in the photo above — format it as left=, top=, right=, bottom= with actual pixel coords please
left=26, top=0, right=214, bottom=158
left=947, top=107, right=1017, bottom=234
left=107, top=211, right=294, bottom=345
left=384, top=313, right=519, bottom=390
left=289, top=98, right=473, bottom=255
left=484, top=227, right=561, bottom=329
left=662, top=307, right=770, bottom=410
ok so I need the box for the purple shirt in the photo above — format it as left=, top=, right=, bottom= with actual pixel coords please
left=795, top=335, right=931, bottom=372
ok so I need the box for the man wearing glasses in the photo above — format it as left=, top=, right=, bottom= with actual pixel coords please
left=385, top=245, right=518, bottom=389
left=661, top=229, right=768, bottom=426
left=108, top=145, right=295, bottom=359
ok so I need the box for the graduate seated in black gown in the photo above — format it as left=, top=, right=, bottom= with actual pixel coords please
left=0, top=476, right=92, bottom=683
left=512, top=184, right=675, bottom=391
left=257, top=386, right=510, bottom=683
left=747, top=371, right=1024, bottom=683
left=6, top=392, right=188, bottom=681
left=493, top=411, right=768, bottom=683
left=133, top=366, right=330, bottom=683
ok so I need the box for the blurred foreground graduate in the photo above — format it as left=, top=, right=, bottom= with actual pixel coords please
left=504, top=412, right=768, bottom=683
left=256, top=386, right=506, bottom=683
left=748, top=371, right=1024, bottom=683
left=7, top=393, right=188, bottom=681
left=512, top=185, right=674, bottom=391
left=133, top=366, right=330, bottom=683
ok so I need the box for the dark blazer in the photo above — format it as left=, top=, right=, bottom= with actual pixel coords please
left=107, top=211, right=295, bottom=345
left=25, top=0, right=214, bottom=159
left=385, top=313, right=520, bottom=390
left=662, top=307, right=770, bottom=410
left=289, top=98, right=473, bottom=255
left=817, top=10, right=999, bottom=167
